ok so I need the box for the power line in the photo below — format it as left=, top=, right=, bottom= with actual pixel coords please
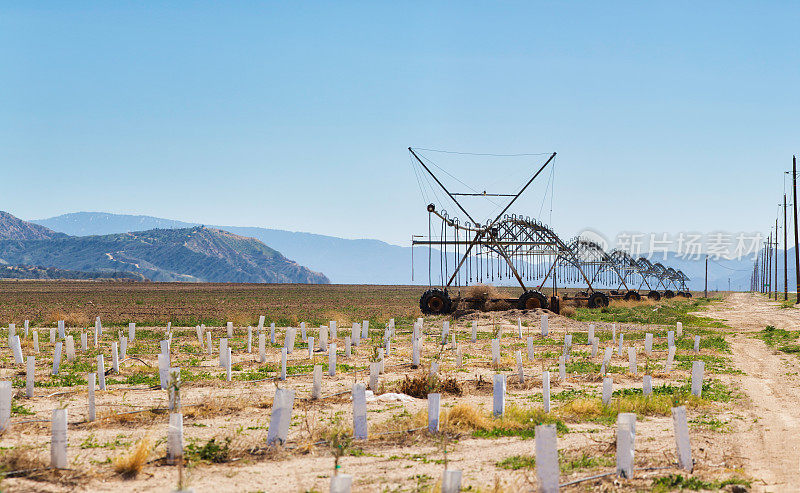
left=708, top=258, right=750, bottom=272
left=411, top=147, right=550, bottom=157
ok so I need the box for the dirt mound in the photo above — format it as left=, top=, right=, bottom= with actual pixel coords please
left=451, top=306, right=564, bottom=323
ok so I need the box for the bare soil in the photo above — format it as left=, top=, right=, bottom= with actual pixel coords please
left=701, top=292, right=800, bottom=492
left=1, top=291, right=792, bottom=492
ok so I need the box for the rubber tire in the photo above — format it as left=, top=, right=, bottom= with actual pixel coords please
left=664, top=290, right=675, bottom=299
left=419, top=289, right=452, bottom=315
left=647, top=290, right=661, bottom=301
left=587, top=291, right=609, bottom=308
left=686, top=292, right=693, bottom=298
left=518, top=290, right=548, bottom=310
left=624, top=290, right=641, bottom=301
left=675, top=291, right=685, bottom=298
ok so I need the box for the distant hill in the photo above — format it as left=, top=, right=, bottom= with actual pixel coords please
left=0, top=264, right=145, bottom=281
left=35, top=212, right=415, bottom=284
left=34, top=211, right=196, bottom=236
left=0, top=211, right=66, bottom=240
left=1, top=212, right=329, bottom=283
left=33, top=211, right=762, bottom=290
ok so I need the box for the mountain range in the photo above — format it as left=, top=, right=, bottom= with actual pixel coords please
left=34, top=212, right=413, bottom=285
left=0, top=211, right=67, bottom=241
left=0, top=212, right=329, bottom=284
left=31, top=211, right=762, bottom=291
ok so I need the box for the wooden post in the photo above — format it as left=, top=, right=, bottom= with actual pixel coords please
left=704, top=255, right=708, bottom=298
left=764, top=240, right=769, bottom=293
left=767, top=233, right=772, bottom=297
left=759, top=245, right=763, bottom=292
left=775, top=217, right=779, bottom=300
left=793, top=156, right=800, bottom=303
left=785, top=193, right=789, bottom=300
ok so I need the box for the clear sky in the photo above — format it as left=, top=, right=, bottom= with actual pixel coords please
left=2, top=1, right=798, bottom=247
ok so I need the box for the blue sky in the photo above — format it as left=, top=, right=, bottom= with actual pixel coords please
left=2, top=2, right=798, bottom=247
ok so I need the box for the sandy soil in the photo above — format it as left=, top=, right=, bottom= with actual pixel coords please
left=0, top=301, right=760, bottom=492
left=701, top=293, right=800, bottom=492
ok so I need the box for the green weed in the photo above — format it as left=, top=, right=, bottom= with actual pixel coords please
left=572, top=299, right=728, bottom=328
left=652, top=474, right=750, bottom=491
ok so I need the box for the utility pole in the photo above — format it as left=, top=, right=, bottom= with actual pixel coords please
left=753, top=257, right=759, bottom=292
left=785, top=193, right=789, bottom=301
left=704, top=255, right=708, bottom=298
left=763, top=243, right=767, bottom=293
left=775, top=218, right=779, bottom=300
left=767, top=233, right=772, bottom=298
left=794, top=156, right=800, bottom=303
left=756, top=255, right=761, bottom=291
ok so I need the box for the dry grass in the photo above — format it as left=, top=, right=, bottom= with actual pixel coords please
left=94, top=409, right=165, bottom=427
left=491, top=356, right=517, bottom=370
left=46, top=310, right=91, bottom=327
left=494, top=404, right=554, bottom=432
left=560, top=305, right=576, bottom=318
left=368, top=402, right=566, bottom=440
left=397, top=373, right=433, bottom=398
left=0, top=446, right=48, bottom=476
left=223, top=312, right=256, bottom=327
left=556, top=398, right=606, bottom=420
left=610, top=298, right=656, bottom=309
left=608, top=394, right=679, bottom=416
left=0, top=446, right=88, bottom=485
left=113, top=435, right=153, bottom=479
left=462, top=284, right=522, bottom=312
left=442, top=403, right=494, bottom=432
left=371, top=409, right=427, bottom=438
left=183, top=394, right=270, bottom=419
left=557, top=394, right=708, bottom=422
left=397, top=373, right=463, bottom=399
left=320, top=310, right=355, bottom=326
left=439, top=376, right=463, bottom=396
left=465, top=284, right=501, bottom=301
left=293, top=407, right=333, bottom=453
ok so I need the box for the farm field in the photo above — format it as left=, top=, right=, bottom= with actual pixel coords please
left=0, top=281, right=428, bottom=328
left=0, top=281, right=679, bottom=328
left=0, top=284, right=795, bottom=492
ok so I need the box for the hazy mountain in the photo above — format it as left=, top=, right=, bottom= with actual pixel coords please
left=0, top=211, right=66, bottom=240
left=35, top=212, right=415, bottom=284
left=34, top=211, right=196, bottom=236
left=33, top=211, right=763, bottom=290
left=1, top=212, right=329, bottom=283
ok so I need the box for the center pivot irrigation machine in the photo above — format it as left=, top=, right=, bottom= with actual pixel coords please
left=408, top=147, right=690, bottom=315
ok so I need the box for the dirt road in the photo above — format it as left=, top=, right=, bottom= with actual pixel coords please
left=702, top=293, right=800, bottom=492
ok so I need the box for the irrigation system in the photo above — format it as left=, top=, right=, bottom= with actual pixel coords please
left=409, top=147, right=690, bottom=315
